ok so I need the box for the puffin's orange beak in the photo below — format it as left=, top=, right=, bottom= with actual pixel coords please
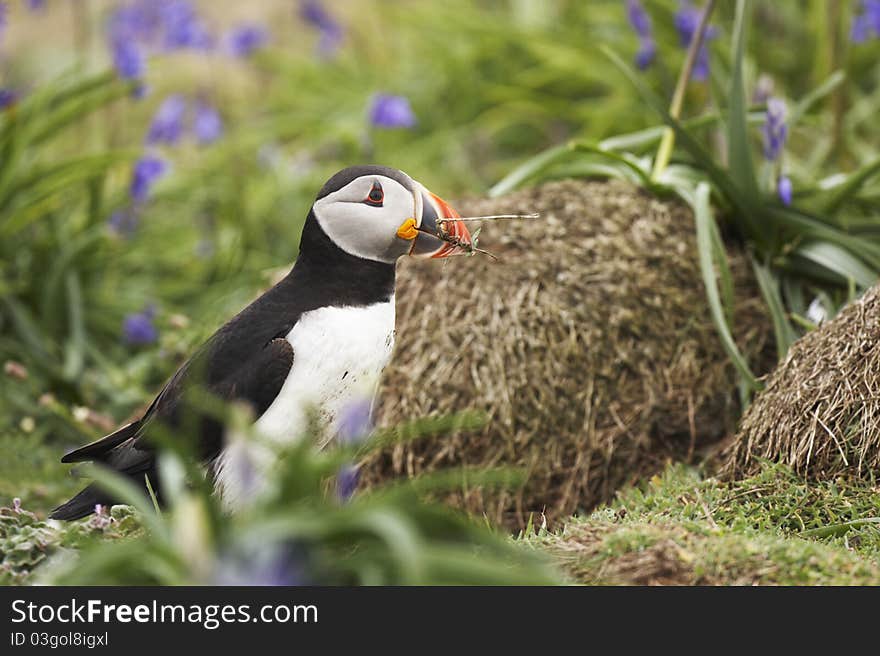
left=409, top=190, right=472, bottom=258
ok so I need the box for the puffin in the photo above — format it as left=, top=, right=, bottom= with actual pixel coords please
left=50, top=165, right=472, bottom=520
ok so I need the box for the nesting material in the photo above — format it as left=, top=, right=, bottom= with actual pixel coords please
left=365, top=179, right=770, bottom=528
left=724, top=284, right=880, bottom=480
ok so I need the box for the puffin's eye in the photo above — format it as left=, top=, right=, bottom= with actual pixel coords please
left=365, top=182, right=384, bottom=206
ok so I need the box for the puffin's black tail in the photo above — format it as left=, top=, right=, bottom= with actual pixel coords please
left=49, top=483, right=116, bottom=521
left=50, top=420, right=151, bottom=521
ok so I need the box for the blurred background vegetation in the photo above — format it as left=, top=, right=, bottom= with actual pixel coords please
left=2, top=0, right=880, bottom=585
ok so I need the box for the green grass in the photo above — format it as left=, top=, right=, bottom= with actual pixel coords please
left=531, top=463, right=880, bottom=585
left=0, top=433, right=79, bottom=512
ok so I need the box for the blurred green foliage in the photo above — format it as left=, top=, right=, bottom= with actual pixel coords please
left=2, top=0, right=880, bottom=584
left=4, top=407, right=558, bottom=585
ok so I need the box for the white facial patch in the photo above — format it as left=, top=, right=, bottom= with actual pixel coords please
left=312, top=174, right=417, bottom=263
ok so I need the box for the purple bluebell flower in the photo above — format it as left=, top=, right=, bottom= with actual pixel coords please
left=194, top=100, right=223, bottom=145
left=146, top=94, right=186, bottom=145
left=27, top=0, right=46, bottom=11
left=862, top=0, right=880, bottom=31
left=777, top=175, right=792, bottom=206
left=674, top=0, right=718, bottom=81
left=626, top=0, right=656, bottom=70
left=299, top=0, right=343, bottom=57
left=335, top=397, right=372, bottom=502
left=106, top=1, right=214, bottom=84
left=111, top=38, right=145, bottom=81
left=171, top=20, right=213, bottom=51
left=851, top=15, right=870, bottom=42
left=108, top=208, right=140, bottom=236
left=851, top=0, right=880, bottom=43
left=337, top=398, right=374, bottom=444
left=226, top=23, right=268, bottom=58
left=130, top=154, right=167, bottom=202
left=161, top=1, right=213, bottom=52
left=762, top=97, right=788, bottom=161
left=299, top=0, right=332, bottom=27
left=635, top=40, right=656, bottom=70
left=762, top=98, right=790, bottom=205
left=108, top=3, right=156, bottom=43
left=627, top=0, right=651, bottom=35
left=869, top=2, right=880, bottom=35
left=0, top=88, right=17, bottom=109
left=336, top=464, right=360, bottom=501
left=369, top=94, right=417, bottom=129
left=122, top=305, right=158, bottom=345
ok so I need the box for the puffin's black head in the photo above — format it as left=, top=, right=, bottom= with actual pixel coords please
left=309, top=165, right=472, bottom=263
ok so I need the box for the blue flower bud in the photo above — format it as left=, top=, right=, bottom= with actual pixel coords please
left=369, top=94, right=417, bottom=129
left=777, top=175, right=793, bottom=206
left=146, top=95, right=186, bottom=146
left=762, top=97, right=788, bottom=162
left=122, top=305, right=158, bottom=345
left=130, top=154, right=167, bottom=203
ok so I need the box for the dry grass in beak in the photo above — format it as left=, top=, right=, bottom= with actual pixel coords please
left=437, top=213, right=541, bottom=259
left=441, top=213, right=541, bottom=222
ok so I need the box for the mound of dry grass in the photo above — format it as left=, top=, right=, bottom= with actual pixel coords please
left=366, top=179, right=771, bottom=528
left=724, top=284, right=880, bottom=480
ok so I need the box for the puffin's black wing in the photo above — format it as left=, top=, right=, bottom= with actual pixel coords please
left=211, top=338, right=295, bottom=416
left=50, top=338, right=295, bottom=520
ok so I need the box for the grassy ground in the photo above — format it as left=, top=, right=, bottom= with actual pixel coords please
left=5, top=458, right=879, bottom=585
left=530, top=463, right=880, bottom=585
left=0, top=435, right=80, bottom=513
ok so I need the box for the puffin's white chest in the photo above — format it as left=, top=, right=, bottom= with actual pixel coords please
left=256, top=299, right=396, bottom=443
left=214, top=299, right=395, bottom=508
